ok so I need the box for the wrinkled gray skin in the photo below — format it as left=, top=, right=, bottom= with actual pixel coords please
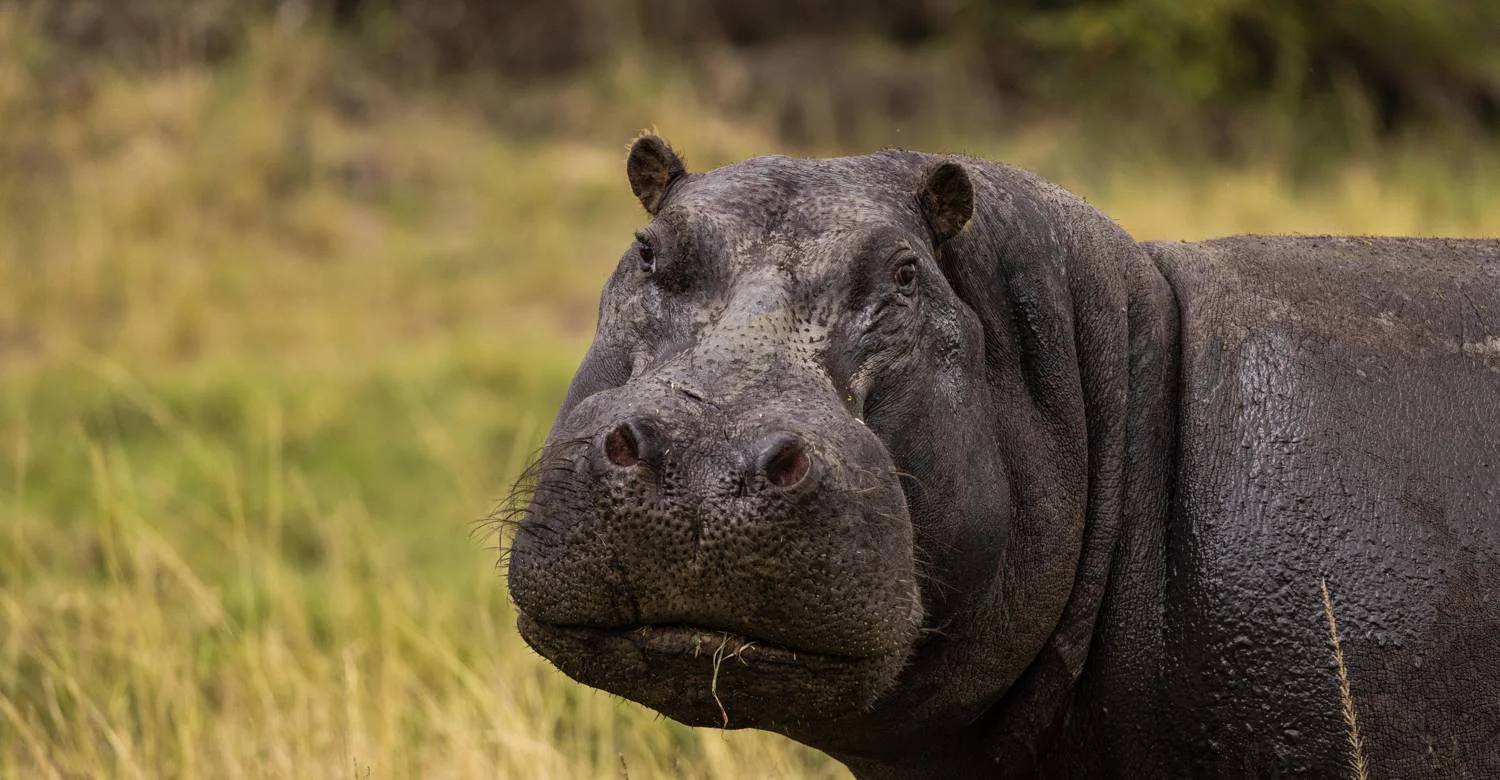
left=506, top=136, right=1500, bottom=778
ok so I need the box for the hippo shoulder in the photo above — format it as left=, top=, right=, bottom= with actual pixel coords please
left=1142, top=236, right=1500, bottom=776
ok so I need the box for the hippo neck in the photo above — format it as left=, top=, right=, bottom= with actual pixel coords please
left=823, top=171, right=1182, bottom=777
left=976, top=229, right=1182, bottom=776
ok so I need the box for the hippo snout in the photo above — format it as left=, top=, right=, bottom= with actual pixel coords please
left=508, top=387, right=922, bottom=728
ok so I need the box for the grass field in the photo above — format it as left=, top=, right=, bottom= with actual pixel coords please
left=1, top=14, right=1496, bottom=779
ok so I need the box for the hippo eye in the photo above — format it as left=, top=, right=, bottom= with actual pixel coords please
left=634, top=235, right=655, bottom=273
left=893, top=259, right=918, bottom=292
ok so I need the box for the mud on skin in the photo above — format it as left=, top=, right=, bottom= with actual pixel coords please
left=504, top=136, right=1500, bottom=778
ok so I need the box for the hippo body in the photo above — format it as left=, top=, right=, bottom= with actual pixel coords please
left=506, top=139, right=1500, bottom=778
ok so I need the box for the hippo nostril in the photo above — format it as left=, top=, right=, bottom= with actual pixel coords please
left=758, top=434, right=812, bottom=489
left=604, top=422, right=641, bottom=467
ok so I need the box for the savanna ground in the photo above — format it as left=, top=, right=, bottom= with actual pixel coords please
left=1, top=10, right=1497, bottom=779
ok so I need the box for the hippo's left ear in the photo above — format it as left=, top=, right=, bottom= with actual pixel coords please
left=917, top=161, right=973, bottom=246
left=627, top=135, right=688, bottom=216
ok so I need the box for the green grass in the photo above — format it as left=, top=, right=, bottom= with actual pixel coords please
left=0, top=12, right=1495, bottom=779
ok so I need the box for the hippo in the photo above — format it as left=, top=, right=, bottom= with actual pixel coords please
left=504, top=136, right=1500, bottom=778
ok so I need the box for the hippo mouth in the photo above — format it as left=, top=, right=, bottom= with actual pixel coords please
left=516, top=612, right=908, bottom=730
left=521, top=617, right=862, bottom=669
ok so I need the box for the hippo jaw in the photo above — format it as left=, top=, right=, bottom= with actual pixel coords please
left=513, top=563, right=920, bottom=731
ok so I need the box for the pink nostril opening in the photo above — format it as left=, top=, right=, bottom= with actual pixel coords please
left=604, top=423, right=640, bottom=467
left=763, top=437, right=812, bottom=488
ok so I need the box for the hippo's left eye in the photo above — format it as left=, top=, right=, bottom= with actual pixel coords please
left=893, top=259, right=918, bottom=293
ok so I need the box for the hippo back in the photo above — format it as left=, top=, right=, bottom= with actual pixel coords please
left=1147, top=236, right=1500, bottom=776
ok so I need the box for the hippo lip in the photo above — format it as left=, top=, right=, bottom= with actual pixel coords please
left=519, top=616, right=863, bottom=669
left=516, top=611, right=911, bottom=729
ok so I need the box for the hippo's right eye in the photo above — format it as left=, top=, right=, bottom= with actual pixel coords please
left=893, top=259, right=918, bottom=293
left=634, top=235, right=656, bottom=273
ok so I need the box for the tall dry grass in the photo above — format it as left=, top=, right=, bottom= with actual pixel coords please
left=0, top=10, right=1495, bottom=779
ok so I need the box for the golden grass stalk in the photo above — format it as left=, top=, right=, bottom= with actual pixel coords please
left=1321, top=577, right=1370, bottom=780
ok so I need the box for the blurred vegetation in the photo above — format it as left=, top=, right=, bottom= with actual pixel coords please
left=0, top=2, right=1495, bottom=778
left=15, top=0, right=1500, bottom=156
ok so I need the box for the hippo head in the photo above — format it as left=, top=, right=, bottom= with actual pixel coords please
left=506, top=137, right=1137, bottom=759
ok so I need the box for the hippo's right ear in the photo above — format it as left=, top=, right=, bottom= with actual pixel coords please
left=917, top=160, right=974, bottom=246
left=626, top=135, right=688, bottom=216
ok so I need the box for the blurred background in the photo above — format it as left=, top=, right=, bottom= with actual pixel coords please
left=0, top=1, right=1495, bottom=777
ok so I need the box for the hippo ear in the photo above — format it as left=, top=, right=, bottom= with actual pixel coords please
left=917, top=161, right=974, bottom=246
left=626, top=135, right=688, bottom=216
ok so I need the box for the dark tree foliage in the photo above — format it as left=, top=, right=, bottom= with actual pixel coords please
left=974, top=0, right=1500, bottom=132
left=16, top=0, right=1500, bottom=134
